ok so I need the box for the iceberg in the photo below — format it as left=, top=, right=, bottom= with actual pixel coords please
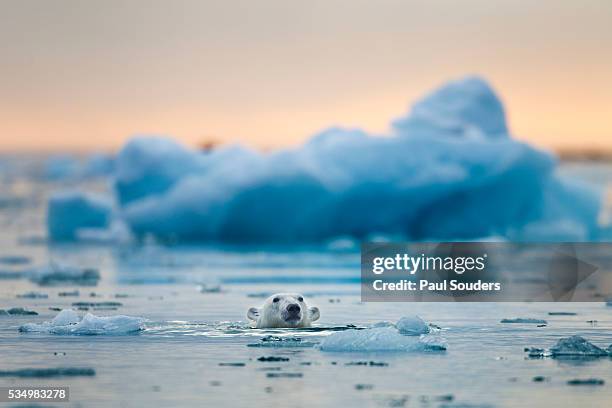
left=47, top=191, right=113, bottom=241
left=19, top=309, right=145, bottom=335
left=111, top=76, right=601, bottom=243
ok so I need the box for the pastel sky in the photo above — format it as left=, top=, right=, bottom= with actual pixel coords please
left=1, top=0, right=611, bottom=152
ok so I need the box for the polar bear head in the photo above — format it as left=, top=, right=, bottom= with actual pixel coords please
left=247, top=293, right=320, bottom=328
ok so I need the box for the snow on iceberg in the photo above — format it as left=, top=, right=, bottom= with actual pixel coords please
left=113, top=76, right=602, bottom=242
left=47, top=191, right=113, bottom=241
left=19, top=309, right=145, bottom=335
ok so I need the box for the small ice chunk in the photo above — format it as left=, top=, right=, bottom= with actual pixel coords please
left=19, top=309, right=144, bottom=335
left=16, top=291, right=48, bottom=299
left=550, top=335, right=609, bottom=357
left=47, top=191, right=112, bottom=241
left=0, top=367, right=96, bottom=378
left=396, top=316, right=430, bottom=335
left=29, top=263, right=100, bottom=286
left=567, top=378, right=605, bottom=386
left=500, top=318, right=547, bottom=324
left=319, top=326, right=446, bottom=352
left=4, top=308, right=38, bottom=316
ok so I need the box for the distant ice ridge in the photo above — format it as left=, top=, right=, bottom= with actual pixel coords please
left=111, top=76, right=601, bottom=242
left=319, top=317, right=445, bottom=352
left=47, top=191, right=113, bottom=242
left=19, top=309, right=145, bottom=335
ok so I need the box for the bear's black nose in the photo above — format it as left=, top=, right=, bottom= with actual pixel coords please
left=287, top=304, right=300, bottom=313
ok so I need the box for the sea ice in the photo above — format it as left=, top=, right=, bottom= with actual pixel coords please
left=19, top=309, right=145, bottom=335
left=319, top=318, right=446, bottom=352
left=526, top=335, right=609, bottom=358
left=111, top=76, right=602, bottom=243
left=47, top=191, right=112, bottom=241
left=549, top=335, right=609, bottom=357
left=500, top=318, right=547, bottom=324
left=0, top=308, right=38, bottom=316
left=0, top=367, right=96, bottom=378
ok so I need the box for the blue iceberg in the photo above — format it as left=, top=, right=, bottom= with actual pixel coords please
left=47, top=191, right=113, bottom=241
left=111, top=76, right=601, bottom=243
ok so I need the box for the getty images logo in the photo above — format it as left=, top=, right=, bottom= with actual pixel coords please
left=371, top=253, right=488, bottom=275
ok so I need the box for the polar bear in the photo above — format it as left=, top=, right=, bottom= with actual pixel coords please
left=247, top=293, right=320, bottom=328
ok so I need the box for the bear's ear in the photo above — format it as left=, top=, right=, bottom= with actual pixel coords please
left=308, top=307, right=320, bottom=322
left=247, top=307, right=260, bottom=321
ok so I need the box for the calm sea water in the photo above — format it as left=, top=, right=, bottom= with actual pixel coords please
left=0, top=162, right=611, bottom=408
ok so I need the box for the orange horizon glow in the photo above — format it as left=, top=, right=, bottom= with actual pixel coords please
left=1, top=1, right=611, bottom=153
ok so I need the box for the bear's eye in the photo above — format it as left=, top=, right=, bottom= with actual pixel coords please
left=273, top=297, right=280, bottom=303
left=297, top=296, right=304, bottom=302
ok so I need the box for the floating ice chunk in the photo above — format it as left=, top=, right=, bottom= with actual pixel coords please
left=112, top=76, right=602, bottom=243
left=550, top=335, right=609, bottom=357
left=19, top=309, right=144, bottom=335
left=526, top=335, right=609, bottom=358
left=319, top=326, right=446, bottom=352
left=567, top=378, right=605, bottom=386
left=500, top=318, right=547, bottom=324
left=0, top=367, right=96, bottom=378
left=47, top=191, right=112, bottom=241
left=16, top=291, right=48, bottom=299
left=396, top=315, right=430, bottom=335
left=393, top=76, right=508, bottom=139
left=28, top=263, right=100, bottom=286
left=1, top=308, right=38, bottom=316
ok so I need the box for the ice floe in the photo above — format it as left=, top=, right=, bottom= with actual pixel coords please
left=526, top=335, right=610, bottom=358
left=320, top=317, right=445, bottom=352
left=0, top=367, right=96, bottom=378
left=107, top=76, right=601, bottom=243
left=47, top=191, right=112, bottom=241
left=550, top=335, right=609, bottom=357
left=500, top=318, right=547, bottom=324
left=19, top=309, right=145, bottom=335
left=0, top=307, right=38, bottom=316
